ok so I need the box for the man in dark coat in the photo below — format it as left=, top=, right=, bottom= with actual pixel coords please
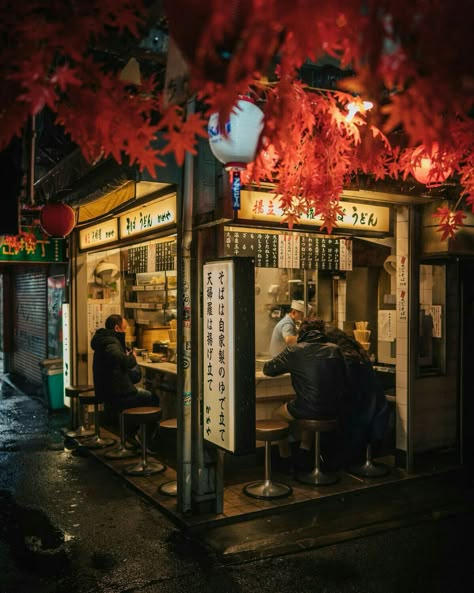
left=263, top=317, right=349, bottom=472
left=91, top=314, right=158, bottom=439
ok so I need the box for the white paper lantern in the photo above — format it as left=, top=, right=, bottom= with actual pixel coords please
left=208, top=97, right=264, bottom=170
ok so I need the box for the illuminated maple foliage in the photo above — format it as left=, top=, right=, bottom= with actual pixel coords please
left=1, top=0, right=473, bottom=238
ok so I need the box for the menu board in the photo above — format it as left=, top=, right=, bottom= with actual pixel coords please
left=127, top=245, right=148, bottom=273
left=224, top=229, right=352, bottom=271
left=128, top=240, right=177, bottom=273
left=155, top=240, right=176, bottom=271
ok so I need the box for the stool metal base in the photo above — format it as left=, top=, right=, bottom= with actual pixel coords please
left=124, top=459, right=166, bottom=477
left=159, top=480, right=177, bottom=496
left=66, top=426, right=95, bottom=439
left=243, top=479, right=292, bottom=500
left=349, top=459, right=389, bottom=478
left=82, top=435, right=116, bottom=449
left=296, top=468, right=338, bottom=486
left=104, top=445, right=139, bottom=460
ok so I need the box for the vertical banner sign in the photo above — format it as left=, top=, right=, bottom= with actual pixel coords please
left=62, top=303, right=71, bottom=406
left=203, top=258, right=256, bottom=455
left=203, top=261, right=235, bottom=451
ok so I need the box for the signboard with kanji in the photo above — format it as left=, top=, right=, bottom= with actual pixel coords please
left=203, top=257, right=255, bottom=455
left=0, top=227, right=66, bottom=263
left=224, top=227, right=353, bottom=271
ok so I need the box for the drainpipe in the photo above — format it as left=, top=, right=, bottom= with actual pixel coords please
left=176, top=99, right=195, bottom=513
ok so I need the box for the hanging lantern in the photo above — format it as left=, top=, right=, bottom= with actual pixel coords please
left=411, top=143, right=453, bottom=186
left=40, top=202, right=76, bottom=238
left=208, top=96, right=264, bottom=210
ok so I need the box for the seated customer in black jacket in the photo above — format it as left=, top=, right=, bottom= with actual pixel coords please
left=325, top=328, right=389, bottom=466
left=263, top=317, right=349, bottom=472
left=91, top=314, right=159, bottom=441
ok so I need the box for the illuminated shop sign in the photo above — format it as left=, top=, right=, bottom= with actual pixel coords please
left=0, top=227, right=66, bottom=262
left=119, top=194, right=176, bottom=239
left=203, top=260, right=235, bottom=452
left=238, top=190, right=391, bottom=233
left=203, top=258, right=256, bottom=455
left=79, top=219, right=118, bottom=250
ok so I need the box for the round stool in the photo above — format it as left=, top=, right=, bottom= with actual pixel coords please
left=158, top=418, right=177, bottom=496
left=296, top=418, right=338, bottom=486
left=65, top=385, right=94, bottom=434
left=122, top=407, right=166, bottom=477
left=349, top=443, right=389, bottom=478
left=66, top=391, right=95, bottom=439
left=104, top=410, right=140, bottom=460
left=80, top=394, right=116, bottom=449
left=243, top=420, right=292, bottom=500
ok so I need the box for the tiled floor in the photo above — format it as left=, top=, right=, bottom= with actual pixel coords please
left=80, top=425, right=413, bottom=529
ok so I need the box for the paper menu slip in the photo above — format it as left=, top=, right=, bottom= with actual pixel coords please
left=378, top=310, right=396, bottom=341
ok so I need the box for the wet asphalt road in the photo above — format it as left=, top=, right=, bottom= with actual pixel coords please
left=0, top=379, right=473, bottom=593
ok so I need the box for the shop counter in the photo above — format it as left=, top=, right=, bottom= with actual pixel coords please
left=137, top=360, right=177, bottom=419
left=136, top=361, right=293, bottom=422
left=255, top=371, right=295, bottom=420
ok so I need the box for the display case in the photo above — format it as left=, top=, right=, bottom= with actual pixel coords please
left=123, top=271, right=177, bottom=348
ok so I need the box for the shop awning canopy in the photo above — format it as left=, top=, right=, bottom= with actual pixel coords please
left=76, top=180, right=173, bottom=225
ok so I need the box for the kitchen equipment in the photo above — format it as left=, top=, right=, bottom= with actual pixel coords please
left=153, top=341, right=169, bottom=355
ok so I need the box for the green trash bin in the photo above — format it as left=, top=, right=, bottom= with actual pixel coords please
left=39, top=358, right=64, bottom=410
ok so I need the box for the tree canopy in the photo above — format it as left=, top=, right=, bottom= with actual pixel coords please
left=1, top=0, right=473, bottom=238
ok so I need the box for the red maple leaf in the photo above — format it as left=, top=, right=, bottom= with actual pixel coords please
left=433, top=207, right=467, bottom=241
left=160, top=110, right=207, bottom=166
left=51, top=65, right=83, bottom=92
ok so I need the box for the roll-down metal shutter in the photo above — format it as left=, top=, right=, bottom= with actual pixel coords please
left=14, top=268, right=47, bottom=384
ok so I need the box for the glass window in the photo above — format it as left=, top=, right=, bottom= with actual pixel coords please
left=418, top=264, right=446, bottom=375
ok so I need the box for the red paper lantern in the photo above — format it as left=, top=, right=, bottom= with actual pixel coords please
left=411, top=143, right=453, bottom=186
left=40, top=202, right=76, bottom=238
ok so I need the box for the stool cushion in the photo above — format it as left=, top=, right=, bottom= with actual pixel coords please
left=122, top=406, right=162, bottom=423
left=160, top=418, right=177, bottom=431
left=78, top=392, right=97, bottom=405
left=65, top=385, right=94, bottom=397
left=255, top=419, right=289, bottom=441
left=297, top=418, right=338, bottom=432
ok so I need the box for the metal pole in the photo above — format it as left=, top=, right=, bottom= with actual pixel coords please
left=176, top=99, right=195, bottom=513
left=27, top=116, right=37, bottom=205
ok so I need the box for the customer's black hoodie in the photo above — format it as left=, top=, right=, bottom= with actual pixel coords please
left=90, top=328, right=137, bottom=401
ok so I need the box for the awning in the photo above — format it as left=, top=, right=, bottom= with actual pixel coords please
left=76, top=180, right=173, bottom=225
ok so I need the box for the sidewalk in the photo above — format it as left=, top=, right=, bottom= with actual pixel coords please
left=3, top=372, right=472, bottom=564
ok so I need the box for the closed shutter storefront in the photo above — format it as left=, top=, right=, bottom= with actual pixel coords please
left=14, top=268, right=47, bottom=385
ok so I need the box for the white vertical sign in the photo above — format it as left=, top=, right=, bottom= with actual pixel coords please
left=203, top=261, right=235, bottom=452
left=62, top=303, right=71, bottom=405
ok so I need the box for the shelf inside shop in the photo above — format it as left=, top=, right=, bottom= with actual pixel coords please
left=124, top=302, right=164, bottom=310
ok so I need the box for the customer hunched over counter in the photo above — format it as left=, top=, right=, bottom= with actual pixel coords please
left=91, top=314, right=159, bottom=442
left=263, top=317, right=350, bottom=473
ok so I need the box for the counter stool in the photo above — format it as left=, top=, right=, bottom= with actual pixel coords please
left=66, top=391, right=95, bottom=439
left=296, top=418, right=338, bottom=486
left=64, top=385, right=94, bottom=435
left=349, top=443, right=389, bottom=478
left=104, top=410, right=140, bottom=460
left=158, top=418, right=177, bottom=496
left=122, top=407, right=166, bottom=477
left=243, top=420, right=292, bottom=500
left=80, top=394, right=116, bottom=449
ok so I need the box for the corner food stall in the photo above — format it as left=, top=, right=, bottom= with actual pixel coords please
left=71, top=190, right=179, bottom=420
left=211, top=187, right=409, bottom=466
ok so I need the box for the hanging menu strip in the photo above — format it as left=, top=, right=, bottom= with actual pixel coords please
left=128, top=241, right=177, bottom=273
left=224, top=229, right=352, bottom=271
